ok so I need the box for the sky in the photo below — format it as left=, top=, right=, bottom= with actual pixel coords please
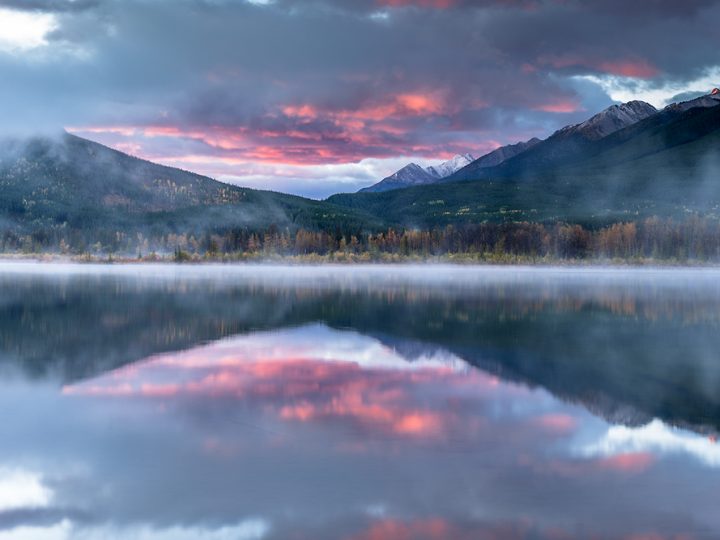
left=0, top=0, right=719, bottom=198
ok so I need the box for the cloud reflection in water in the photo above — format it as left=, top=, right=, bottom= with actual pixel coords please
left=0, top=323, right=717, bottom=539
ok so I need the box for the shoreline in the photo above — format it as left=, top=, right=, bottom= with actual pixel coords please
left=1, top=253, right=720, bottom=268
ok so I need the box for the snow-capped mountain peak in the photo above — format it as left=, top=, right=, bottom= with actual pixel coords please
left=387, top=162, right=430, bottom=182
left=426, top=153, right=476, bottom=178
left=664, top=88, right=720, bottom=114
left=359, top=154, right=477, bottom=192
left=557, top=101, right=658, bottom=140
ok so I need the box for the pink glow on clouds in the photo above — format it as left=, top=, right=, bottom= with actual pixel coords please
left=533, top=452, right=656, bottom=478
left=345, top=517, right=593, bottom=540
left=347, top=521, right=695, bottom=540
left=67, top=124, right=251, bottom=152
left=60, top=326, right=678, bottom=492
left=597, top=60, right=660, bottom=79
left=61, top=73, right=559, bottom=197
left=533, top=101, right=582, bottom=114
left=537, top=54, right=660, bottom=80
left=281, top=104, right=318, bottom=118
left=66, top=89, right=499, bottom=171
left=348, top=518, right=452, bottom=540
left=65, top=107, right=523, bottom=196
left=533, top=413, right=578, bottom=434
left=395, top=93, right=446, bottom=115
left=61, top=329, right=568, bottom=444
left=64, top=349, right=470, bottom=440
left=68, top=121, right=493, bottom=168
left=139, top=383, right=182, bottom=398
left=597, top=451, right=655, bottom=473
left=283, top=91, right=449, bottom=122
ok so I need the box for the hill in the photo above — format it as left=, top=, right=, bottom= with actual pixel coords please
left=0, top=133, right=383, bottom=248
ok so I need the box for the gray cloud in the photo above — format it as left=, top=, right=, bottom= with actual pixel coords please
left=0, top=0, right=99, bottom=12
left=0, top=0, right=718, bottom=195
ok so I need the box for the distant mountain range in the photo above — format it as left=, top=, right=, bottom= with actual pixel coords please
left=448, top=90, right=719, bottom=183
left=447, top=100, right=662, bottom=183
left=360, top=139, right=546, bottom=193
left=329, top=89, right=720, bottom=227
left=361, top=100, right=658, bottom=193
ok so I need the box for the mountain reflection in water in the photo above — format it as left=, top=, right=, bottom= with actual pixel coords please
left=0, top=264, right=719, bottom=539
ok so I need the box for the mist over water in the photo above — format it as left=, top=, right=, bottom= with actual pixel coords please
left=1, top=264, right=720, bottom=539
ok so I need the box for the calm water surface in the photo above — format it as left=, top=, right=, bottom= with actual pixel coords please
left=1, top=263, right=720, bottom=539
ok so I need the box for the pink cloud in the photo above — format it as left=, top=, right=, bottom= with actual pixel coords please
left=533, top=413, right=578, bottom=434
left=66, top=87, right=495, bottom=170
left=533, top=100, right=583, bottom=114
left=597, top=60, right=660, bottom=79
left=345, top=517, right=583, bottom=540
left=537, top=54, right=660, bottom=80
left=597, top=452, right=655, bottom=473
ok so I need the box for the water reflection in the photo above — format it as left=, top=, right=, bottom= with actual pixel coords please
left=1, top=265, right=720, bottom=539
left=66, top=326, right=515, bottom=445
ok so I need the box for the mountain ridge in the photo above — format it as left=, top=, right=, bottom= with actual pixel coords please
left=362, top=99, right=662, bottom=194
left=448, top=99, right=659, bottom=182
left=360, top=153, right=476, bottom=193
left=448, top=92, right=719, bottom=183
left=426, top=153, right=476, bottom=178
left=327, top=94, right=720, bottom=228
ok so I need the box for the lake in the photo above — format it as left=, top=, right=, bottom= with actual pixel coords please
left=1, top=263, right=719, bottom=540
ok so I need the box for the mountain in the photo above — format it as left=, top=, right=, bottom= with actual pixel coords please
left=464, top=138, right=541, bottom=170
left=360, top=142, right=542, bottom=194
left=360, top=154, right=477, bottom=193
left=665, top=88, right=720, bottom=113
left=364, top=101, right=657, bottom=192
left=426, top=153, right=476, bottom=178
left=327, top=92, right=720, bottom=227
left=556, top=100, right=658, bottom=140
left=0, top=132, right=383, bottom=241
left=449, top=100, right=658, bottom=182
left=359, top=162, right=438, bottom=193
left=361, top=98, right=682, bottom=195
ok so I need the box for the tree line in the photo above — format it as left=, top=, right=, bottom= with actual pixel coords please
left=3, top=216, right=720, bottom=261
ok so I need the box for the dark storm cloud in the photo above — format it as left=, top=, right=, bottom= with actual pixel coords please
left=0, top=0, right=718, bottom=193
left=579, top=0, right=718, bottom=18
left=478, top=0, right=720, bottom=83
